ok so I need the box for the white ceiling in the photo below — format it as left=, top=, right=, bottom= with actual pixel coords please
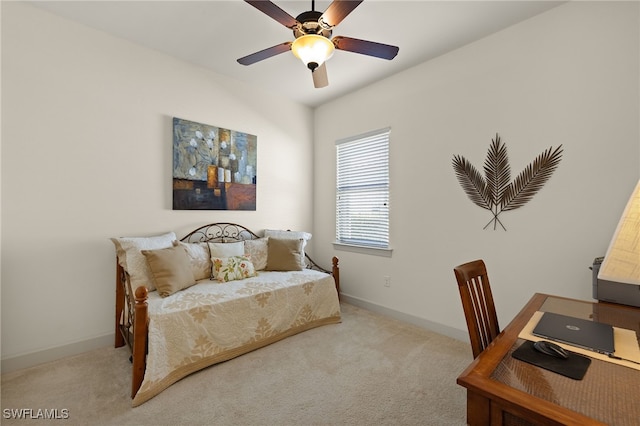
left=29, top=1, right=563, bottom=107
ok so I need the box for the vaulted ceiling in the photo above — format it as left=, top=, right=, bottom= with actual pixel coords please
left=29, top=1, right=563, bottom=107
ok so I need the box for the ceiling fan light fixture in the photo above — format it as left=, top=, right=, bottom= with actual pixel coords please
left=291, top=34, right=334, bottom=71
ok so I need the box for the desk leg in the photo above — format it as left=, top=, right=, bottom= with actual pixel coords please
left=467, top=391, right=491, bottom=425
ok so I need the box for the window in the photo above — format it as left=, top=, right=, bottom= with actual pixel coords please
left=336, top=128, right=390, bottom=252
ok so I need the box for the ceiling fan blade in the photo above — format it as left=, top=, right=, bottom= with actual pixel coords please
left=237, top=42, right=292, bottom=65
left=319, top=0, right=363, bottom=28
left=312, top=63, right=329, bottom=88
left=332, top=36, right=399, bottom=60
left=245, top=0, right=298, bottom=28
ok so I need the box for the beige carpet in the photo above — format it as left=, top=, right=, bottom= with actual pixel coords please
left=1, top=303, right=472, bottom=425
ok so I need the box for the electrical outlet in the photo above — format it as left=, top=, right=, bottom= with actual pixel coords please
left=384, top=276, right=391, bottom=287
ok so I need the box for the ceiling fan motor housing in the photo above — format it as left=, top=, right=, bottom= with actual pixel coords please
left=293, top=11, right=332, bottom=39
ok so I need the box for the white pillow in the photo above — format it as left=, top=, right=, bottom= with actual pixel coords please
left=264, top=230, right=311, bottom=265
left=208, top=241, right=245, bottom=258
left=111, top=231, right=177, bottom=292
left=264, top=229, right=312, bottom=242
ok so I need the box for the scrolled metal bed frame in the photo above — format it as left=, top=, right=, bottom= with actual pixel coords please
left=114, top=222, right=340, bottom=399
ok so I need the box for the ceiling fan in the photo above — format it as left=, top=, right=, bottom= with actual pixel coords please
left=237, top=0, right=399, bottom=88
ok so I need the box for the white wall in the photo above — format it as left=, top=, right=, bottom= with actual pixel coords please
left=2, top=1, right=639, bottom=371
left=313, top=1, right=640, bottom=338
left=1, top=2, right=315, bottom=369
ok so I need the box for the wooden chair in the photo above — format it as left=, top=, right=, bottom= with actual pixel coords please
left=454, top=259, right=500, bottom=358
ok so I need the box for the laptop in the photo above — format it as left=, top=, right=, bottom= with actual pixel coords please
left=532, top=312, right=615, bottom=355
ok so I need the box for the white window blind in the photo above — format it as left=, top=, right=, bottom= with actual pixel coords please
left=336, top=128, right=390, bottom=248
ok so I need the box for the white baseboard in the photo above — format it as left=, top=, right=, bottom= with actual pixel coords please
left=340, top=293, right=469, bottom=343
left=1, top=333, right=115, bottom=374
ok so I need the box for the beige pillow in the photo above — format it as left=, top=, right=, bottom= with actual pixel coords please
left=177, top=241, right=212, bottom=281
left=142, top=245, right=196, bottom=297
left=111, top=231, right=177, bottom=292
left=265, top=238, right=305, bottom=271
left=244, top=238, right=269, bottom=271
left=264, top=229, right=311, bottom=266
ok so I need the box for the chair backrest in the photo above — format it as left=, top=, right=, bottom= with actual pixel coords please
left=454, top=259, right=500, bottom=358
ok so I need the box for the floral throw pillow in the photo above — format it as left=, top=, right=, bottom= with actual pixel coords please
left=212, top=256, right=257, bottom=283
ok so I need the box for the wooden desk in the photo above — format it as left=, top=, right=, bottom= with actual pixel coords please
left=456, top=293, right=640, bottom=425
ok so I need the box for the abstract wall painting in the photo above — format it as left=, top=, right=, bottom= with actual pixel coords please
left=173, top=117, right=257, bottom=210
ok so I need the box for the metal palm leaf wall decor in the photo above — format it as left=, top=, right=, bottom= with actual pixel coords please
left=452, top=134, right=563, bottom=230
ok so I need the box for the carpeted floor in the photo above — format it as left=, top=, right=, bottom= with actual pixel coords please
left=1, top=303, right=472, bottom=425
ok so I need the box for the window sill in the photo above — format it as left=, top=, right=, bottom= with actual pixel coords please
left=333, top=242, right=393, bottom=257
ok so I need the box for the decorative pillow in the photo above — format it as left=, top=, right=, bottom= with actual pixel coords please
left=176, top=241, right=211, bottom=281
left=111, top=231, right=177, bottom=292
left=244, top=238, right=269, bottom=271
left=208, top=241, right=245, bottom=258
left=212, top=256, right=257, bottom=282
left=264, top=229, right=311, bottom=266
left=265, top=238, right=305, bottom=271
left=142, top=245, right=196, bottom=297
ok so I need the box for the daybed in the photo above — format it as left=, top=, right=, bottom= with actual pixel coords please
left=113, top=223, right=341, bottom=406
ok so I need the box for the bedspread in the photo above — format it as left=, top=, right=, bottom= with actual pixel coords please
left=132, top=269, right=341, bottom=406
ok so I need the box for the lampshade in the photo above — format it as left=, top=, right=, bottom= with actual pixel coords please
left=598, top=179, right=640, bottom=285
left=291, top=34, right=335, bottom=71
